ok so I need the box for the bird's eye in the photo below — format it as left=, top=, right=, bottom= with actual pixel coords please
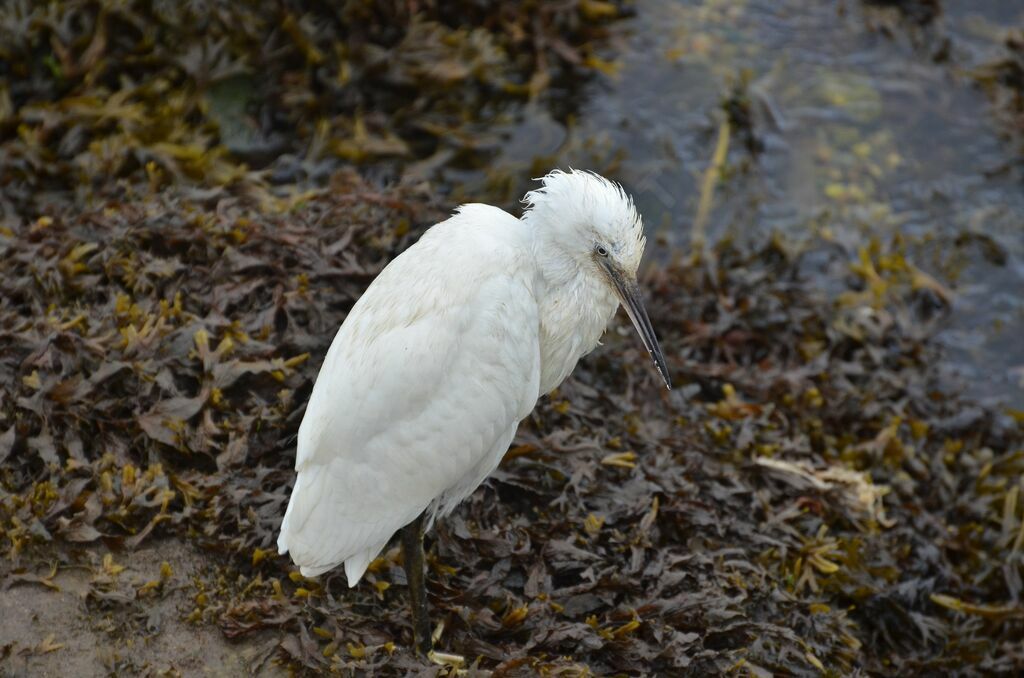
left=596, top=245, right=609, bottom=257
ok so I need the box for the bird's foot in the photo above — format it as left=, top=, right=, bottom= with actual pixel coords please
left=427, top=650, right=466, bottom=669
left=424, top=620, right=466, bottom=669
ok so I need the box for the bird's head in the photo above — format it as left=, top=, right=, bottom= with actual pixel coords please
left=522, top=169, right=671, bottom=390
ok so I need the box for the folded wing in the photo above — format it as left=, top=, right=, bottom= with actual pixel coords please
left=277, top=208, right=540, bottom=584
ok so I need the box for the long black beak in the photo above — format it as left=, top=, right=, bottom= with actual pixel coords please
left=601, top=260, right=672, bottom=390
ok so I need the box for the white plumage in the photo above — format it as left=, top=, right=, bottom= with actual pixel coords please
left=277, top=169, right=669, bottom=586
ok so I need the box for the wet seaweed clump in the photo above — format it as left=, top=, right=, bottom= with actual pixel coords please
left=721, top=76, right=765, bottom=158
left=862, top=0, right=942, bottom=26
left=974, top=31, right=1024, bottom=159
left=0, top=0, right=626, bottom=218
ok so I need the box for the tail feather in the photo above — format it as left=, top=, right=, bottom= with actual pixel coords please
left=276, top=472, right=309, bottom=556
left=277, top=470, right=337, bottom=569
left=343, top=544, right=382, bottom=586
left=277, top=468, right=389, bottom=586
left=278, top=462, right=434, bottom=587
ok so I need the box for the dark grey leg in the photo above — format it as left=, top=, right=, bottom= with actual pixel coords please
left=400, top=511, right=432, bottom=656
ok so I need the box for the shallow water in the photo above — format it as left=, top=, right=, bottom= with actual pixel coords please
left=449, top=0, right=1024, bottom=405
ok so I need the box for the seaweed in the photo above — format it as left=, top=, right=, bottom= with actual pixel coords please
left=973, top=31, right=1024, bottom=163
left=862, top=0, right=942, bottom=27
left=0, top=0, right=624, bottom=219
left=3, top=182, right=1022, bottom=672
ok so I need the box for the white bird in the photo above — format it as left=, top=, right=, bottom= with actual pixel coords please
left=277, top=169, right=670, bottom=655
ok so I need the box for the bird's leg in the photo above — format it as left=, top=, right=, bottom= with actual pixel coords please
left=400, top=511, right=433, bottom=656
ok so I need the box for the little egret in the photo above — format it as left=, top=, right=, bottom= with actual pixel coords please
left=277, top=169, right=671, bottom=656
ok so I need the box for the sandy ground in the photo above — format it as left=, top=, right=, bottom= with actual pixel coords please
left=0, top=542, right=285, bottom=677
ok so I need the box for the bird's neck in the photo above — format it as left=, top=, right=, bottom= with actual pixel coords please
left=532, top=244, right=619, bottom=395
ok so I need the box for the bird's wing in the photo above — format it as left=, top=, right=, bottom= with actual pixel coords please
left=277, top=208, right=541, bottom=582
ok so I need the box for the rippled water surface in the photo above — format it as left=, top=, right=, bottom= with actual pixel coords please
left=447, top=0, right=1024, bottom=404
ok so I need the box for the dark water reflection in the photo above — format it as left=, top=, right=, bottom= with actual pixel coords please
left=446, top=0, right=1024, bottom=405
